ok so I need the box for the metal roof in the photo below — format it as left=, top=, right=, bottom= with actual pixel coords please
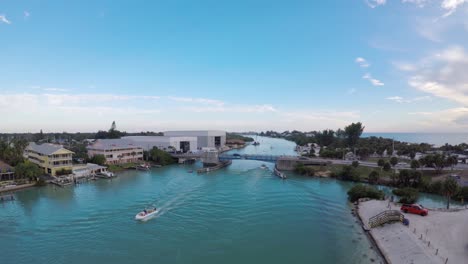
left=87, top=139, right=142, bottom=150
left=26, top=142, right=73, bottom=155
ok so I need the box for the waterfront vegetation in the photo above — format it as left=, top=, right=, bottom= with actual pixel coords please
left=145, top=147, right=176, bottom=166
left=108, top=162, right=139, bottom=172
left=298, top=162, right=468, bottom=203
left=347, top=184, right=384, bottom=202
left=392, top=188, right=419, bottom=204
left=89, top=154, right=106, bottom=166
left=226, top=133, right=254, bottom=142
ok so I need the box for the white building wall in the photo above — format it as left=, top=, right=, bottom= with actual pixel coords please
left=122, top=136, right=197, bottom=152
left=164, top=131, right=226, bottom=149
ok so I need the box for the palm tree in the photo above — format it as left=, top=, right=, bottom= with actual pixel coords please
left=443, top=177, right=459, bottom=209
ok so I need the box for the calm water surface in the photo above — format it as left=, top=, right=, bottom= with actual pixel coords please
left=0, top=136, right=448, bottom=264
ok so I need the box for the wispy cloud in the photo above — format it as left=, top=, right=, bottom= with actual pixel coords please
left=24, top=11, right=30, bottom=19
left=365, top=0, right=386, bottom=8
left=355, top=57, right=370, bottom=68
left=363, top=73, right=384, bottom=86
left=167, top=96, right=225, bottom=107
left=441, top=0, right=468, bottom=17
left=393, top=62, right=418, bottom=72
left=43, top=88, right=70, bottom=92
left=0, top=14, right=11, bottom=24
left=386, top=95, right=432, bottom=103
left=397, top=45, right=468, bottom=105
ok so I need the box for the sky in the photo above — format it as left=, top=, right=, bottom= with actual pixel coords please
left=1, top=0, right=468, bottom=133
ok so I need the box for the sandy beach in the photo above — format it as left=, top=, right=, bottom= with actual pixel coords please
left=358, top=199, right=468, bottom=264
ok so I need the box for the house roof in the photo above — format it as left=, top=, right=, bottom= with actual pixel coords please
left=27, top=142, right=74, bottom=155
left=0, top=160, right=13, bottom=172
left=87, top=139, right=142, bottom=150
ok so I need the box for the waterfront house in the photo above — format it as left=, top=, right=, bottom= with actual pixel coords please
left=87, top=139, right=143, bottom=165
left=72, top=163, right=109, bottom=178
left=24, top=143, right=74, bottom=176
left=0, top=160, right=15, bottom=181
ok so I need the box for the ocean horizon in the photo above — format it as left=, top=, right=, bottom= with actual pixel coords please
left=363, top=133, right=468, bottom=146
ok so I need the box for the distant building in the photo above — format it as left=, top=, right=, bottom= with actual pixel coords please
left=87, top=139, right=144, bottom=165
left=122, top=136, right=197, bottom=153
left=0, top=160, right=14, bottom=181
left=164, top=130, right=226, bottom=149
left=25, top=142, right=74, bottom=176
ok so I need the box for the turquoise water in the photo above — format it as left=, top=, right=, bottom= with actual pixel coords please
left=0, top=136, right=451, bottom=264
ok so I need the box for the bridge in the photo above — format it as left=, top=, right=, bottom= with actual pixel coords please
left=171, top=153, right=330, bottom=170
left=219, top=154, right=283, bottom=162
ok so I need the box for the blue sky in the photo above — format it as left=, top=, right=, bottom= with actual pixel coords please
left=1, top=0, right=468, bottom=133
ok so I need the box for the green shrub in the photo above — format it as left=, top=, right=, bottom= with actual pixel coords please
left=347, top=184, right=384, bottom=202
left=352, top=161, right=359, bottom=168
left=428, top=181, right=443, bottom=195
left=339, top=165, right=360, bottom=181
left=392, top=187, right=419, bottom=204
left=368, top=170, right=380, bottom=184
left=294, top=164, right=315, bottom=176
left=456, top=186, right=468, bottom=200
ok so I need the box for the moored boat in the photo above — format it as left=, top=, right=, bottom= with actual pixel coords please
left=136, top=163, right=151, bottom=171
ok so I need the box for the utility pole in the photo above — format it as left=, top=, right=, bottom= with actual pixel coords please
left=392, top=138, right=395, bottom=156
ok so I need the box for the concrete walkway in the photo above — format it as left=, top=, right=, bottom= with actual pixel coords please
left=358, top=200, right=467, bottom=264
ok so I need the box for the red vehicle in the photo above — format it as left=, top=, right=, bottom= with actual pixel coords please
left=401, top=204, right=428, bottom=216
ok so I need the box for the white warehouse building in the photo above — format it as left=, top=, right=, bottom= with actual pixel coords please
left=123, top=136, right=197, bottom=153
left=164, top=130, right=226, bottom=150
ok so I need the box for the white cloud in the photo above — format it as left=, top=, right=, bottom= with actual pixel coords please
left=399, top=46, right=468, bottom=105
left=24, top=11, right=30, bottom=18
left=386, top=95, right=432, bottom=103
left=366, top=0, right=387, bottom=8
left=363, top=73, right=384, bottom=86
left=43, top=88, right=70, bottom=92
left=393, top=62, right=418, bottom=71
left=167, top=96, right=225, bottom=107
left=355, top=57, right=370, bottom=68
left=0, top=15, right=11, bottom=24
left=180, top=104, right=277, bottom=113
left=441, top=0, right=468, bottom=17
left=348, top=88, right=357, bottom=95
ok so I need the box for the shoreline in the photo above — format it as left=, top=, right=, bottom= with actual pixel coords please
left=353, top=200, right=390, bottom=264
left=0, top=183, right=36, bottom=194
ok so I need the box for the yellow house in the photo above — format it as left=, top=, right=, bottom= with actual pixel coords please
left=25, top=143, right=74, bottom=176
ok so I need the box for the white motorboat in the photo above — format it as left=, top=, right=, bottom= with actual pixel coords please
left=136, top=164, right=151, bottom=171
left=135, top=208, right=158, bottom=221
left=260, top=164, right=267, bottom=169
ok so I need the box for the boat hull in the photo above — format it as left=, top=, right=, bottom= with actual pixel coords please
left=135, top=210, right=158, bottom=221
